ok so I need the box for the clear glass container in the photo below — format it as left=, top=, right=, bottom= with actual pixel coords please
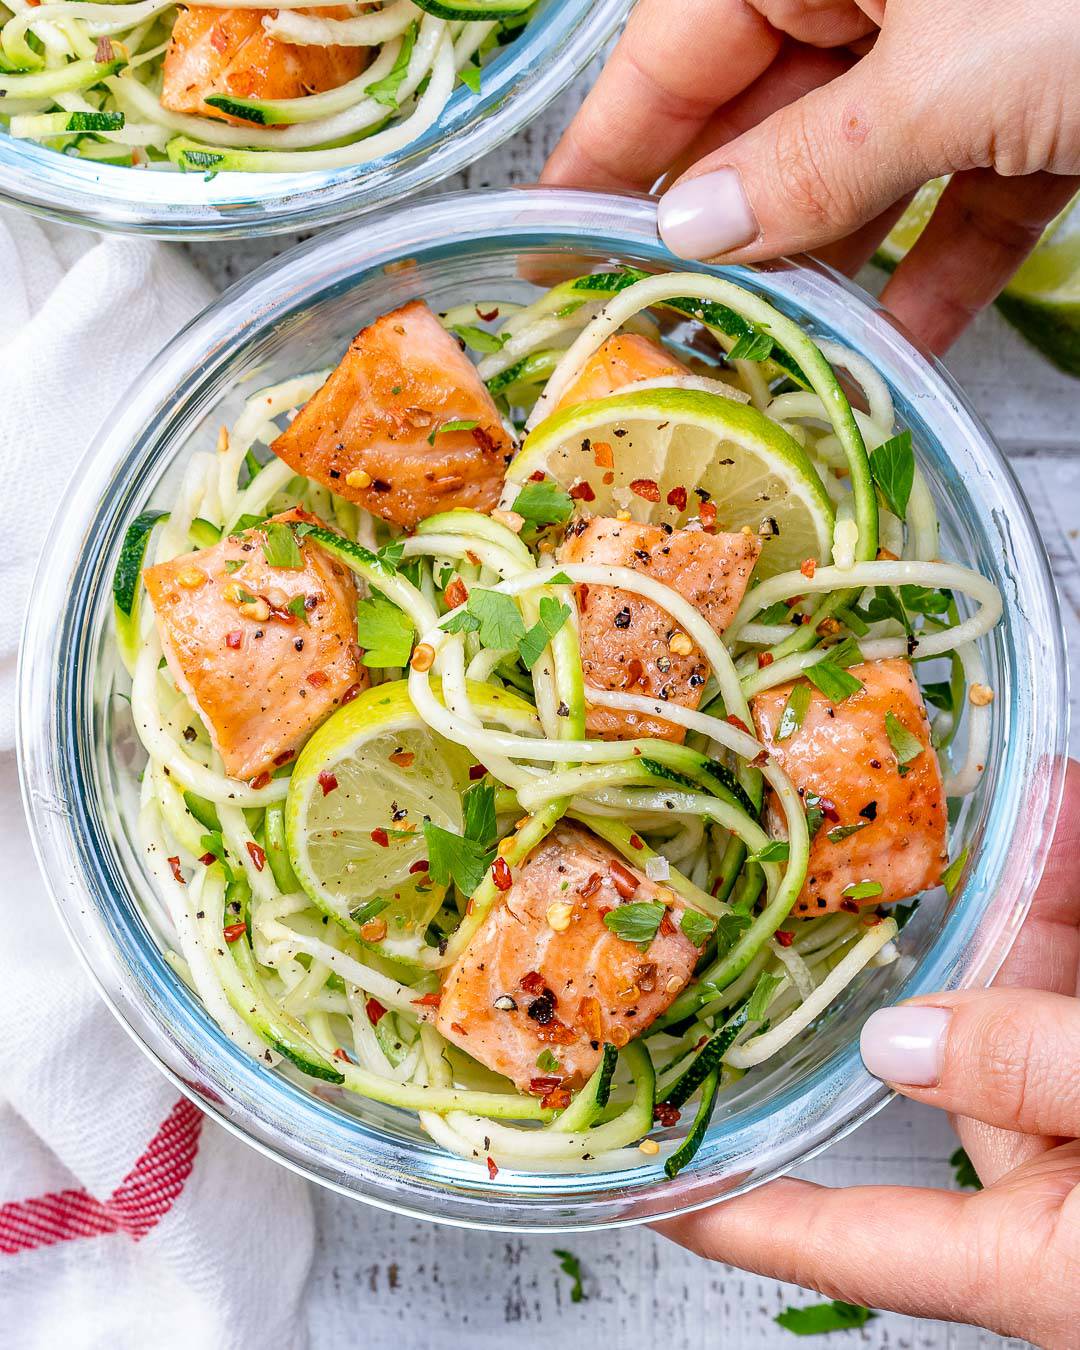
left=18, top=188, right=1068, bottom=1230
left=0, top=0, right=629, bottom=238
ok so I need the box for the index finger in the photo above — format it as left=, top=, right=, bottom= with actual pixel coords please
left=541, top=0, right=781, bottom=193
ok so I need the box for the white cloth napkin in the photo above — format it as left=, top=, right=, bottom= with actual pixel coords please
left=0, top=211, right=315, bottom=1350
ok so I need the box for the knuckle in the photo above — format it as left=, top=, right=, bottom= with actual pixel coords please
left=770, top=104, right=852, bottom=231
left=970, top=1003, right=1043, bottom=1131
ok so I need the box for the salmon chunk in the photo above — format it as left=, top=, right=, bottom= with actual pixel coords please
left=751, top=658, right=947, bottom=915
left=436, top=825, right=701, bottom=1094
left=559, top=516, right=760, bottom=740
left=143, top=510, right=366, bottom=782
left=271, top=301, right=514, bottom=530
left=555, top=334, right=690, bottom=411
left=161, top=7, right=364, bottom=125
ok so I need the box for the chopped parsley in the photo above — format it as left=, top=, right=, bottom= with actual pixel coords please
left=841, top=880, right=883, bottom=900
left=512, top=478, right=574, bottom=527
left=223, top=559, right=243, bottom=575
left=351, top=897, right=389, bottom=927
left=458, top=61, right=482, bottom=94
left=553, top=1248, right=585, bottom=1303
left=869, top=429, right=914, bottom=520
left=536, top=1049, right=561, bottom=1073
left=714, top=912, right=752, bottom=956
left=775, top=1300, right=875, bottom=1335
left=603, top=900, right=666, bottom=951
left=427, top=418, right=479, bottom=445
left=777, top=682, right=811, bottom=741
left=287, top=595, right=309, bottom=625
left=462, top=780, right=497, bottom=850
left=728, top=330, right=773, bottom=362
left=262, top=521, right=303, bottom=569
left=746, top=970, right=783, bottom=1021
left=376, top=538, right=406, bottom=572
left=941, top=847, right=969, bottom=895
left=884, top=711, right=923, bottom=776
left=679, top=909, right=716, bottom=947
left=805, top=640, right=863, bottom=703
left=365, top=21, right=416, bottom=106
left=922, top=679, right=955, bottom=713
left=518, top=596, right=571, bottom=671
left=444, top=588, right=525, bottom=650
left=450, top=323, right=507, bottom=355
left=747, top=839, right=790, bottom=863
left=804, top=790, right=827, bottom=840
left=826, top=822, right=869, bottom=844
left=422, top=823, right=493, bottom=898
left=355, top=592, right=414, bottom=668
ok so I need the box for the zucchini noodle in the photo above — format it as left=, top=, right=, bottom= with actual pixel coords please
left=112, top=264, right=1002, bottom=1179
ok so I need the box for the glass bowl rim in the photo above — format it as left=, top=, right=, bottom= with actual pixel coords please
left=0, top=0, right=630, bottom=239
left=17, top=185, right=1069, bottom=1229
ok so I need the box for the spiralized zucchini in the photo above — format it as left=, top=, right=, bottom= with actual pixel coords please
left=114, top=265, right=1001, bottom=1178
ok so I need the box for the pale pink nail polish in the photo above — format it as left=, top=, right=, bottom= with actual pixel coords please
left=657, top=168, right=759, bottom=260
left=860, top=1006, right=951, bottom=1087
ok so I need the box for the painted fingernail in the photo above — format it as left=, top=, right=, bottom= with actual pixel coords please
left=658, top=168, right=759, bottom=260
left=860, top=1006, right=951, bottom=1087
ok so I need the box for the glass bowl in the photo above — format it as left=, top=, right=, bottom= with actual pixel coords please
left=0, top=0, right=629, bottom=238
left=18, top=187, right=1068, bottom=1230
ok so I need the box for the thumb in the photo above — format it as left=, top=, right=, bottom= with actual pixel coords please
left=860, top=986, right=1080, bottom=1139
left=657, top=56, right=940, bottom=262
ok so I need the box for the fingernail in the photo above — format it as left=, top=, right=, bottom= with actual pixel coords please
left=860, top=1006, right=951, bottom=1087
left=658, top=169, right=759, bottom=260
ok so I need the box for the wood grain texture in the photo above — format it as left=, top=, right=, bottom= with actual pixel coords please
left=182, top=67, right=1078, bottom=1349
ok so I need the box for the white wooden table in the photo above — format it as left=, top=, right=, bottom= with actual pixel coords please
left=184, top=71, right=1080, bottom=1350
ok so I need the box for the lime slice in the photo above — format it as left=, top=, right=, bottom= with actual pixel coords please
left=509, top=388, right=835, bottom=576
left=285, top=679, right=536, bottom=944
left=874, top=178, right=948, bottom=270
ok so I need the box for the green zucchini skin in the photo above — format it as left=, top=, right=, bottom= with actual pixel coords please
left=661, top=1008, right=747, bottom=1110
left=113, top=509, right=167, bottom=618
left=549, top=1044, right=618, bottom=1133
left=664, top=1068, right=720, bottom=1179
left=411, top=0, right=532, bottom=17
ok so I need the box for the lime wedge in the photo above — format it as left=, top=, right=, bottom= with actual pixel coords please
left=509, top=388, right=835, bottom=576
left=285, top=680, right=536, bottom=943
left=874, top=178, right=948, bottom=270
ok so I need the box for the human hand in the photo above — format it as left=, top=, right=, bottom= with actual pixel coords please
left=542, top=0, right=1080, bottom=353
left=651, top=760, right=1080, bottom=1344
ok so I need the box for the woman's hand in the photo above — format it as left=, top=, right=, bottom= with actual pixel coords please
left=653, top=760, right=1080, bottom=1344
left=542, top=0, right=1080, bottom=352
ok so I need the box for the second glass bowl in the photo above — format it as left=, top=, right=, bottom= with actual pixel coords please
left=18, top=188, right=1068, bottom=1228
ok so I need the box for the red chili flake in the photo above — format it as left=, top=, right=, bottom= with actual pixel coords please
left=751, top=750, right=769, bottom=768
left=370, top=828, right=390, bottom=848
left=468, top=763, right=488, bottom=780
left=389, top=750, right=415, bottom=768
left=307, top=670, right=328, bottom=688
left=412, top=991, right=442, bottom=1008
left=444, top=577, right=468, bottom=610
left=274, top=749, right=295, bottom=766
left=366, top=997, right=387, bottom=1024
left=597, top=905, right=614, bottom=920
left=250, top=771, right=272, bottom=790
left=465, top=550, right=481, bottom=566
left=491, top=856, right=513, bottom=891
left=486, top=1156, right=499, bottom=1180
left=318, top=769, right=338, bottom=796
left=332, top=1047, right=351, bottom=1062
left=710, top=877, right=726, bottom=897
left=819, top=797, right=840, bottom=822
left=699, top=500, right=718, bottom=530
left=520, top=971, right=547, bottom=996
left=775, top=929, right=795, bottom=947
left=225, top=630, right=243, bottom=650
left=630, top=478, right=661, bottom=503
left=341, top=682, right=362, bottom=706
left=800, top=558, right=817, bottom=579
left=569, top=480, right=595, bottom=502
left=534, top=1019, right=576, bottom=1045
left=246, top=841, right=266, bottom=872
left=167, top=856, right=185, bottom=884
left=659, top=910, right=677, bottom=937
left=592, top=441, right=614, bottom=469
left=629, top=834, right=644, bottom=850
left=666, top=485, right=687, bottom=511
left=609, top=859, right=639, bottom=899
left=198, top=851, right=217, bottom=866
left=528, top=1076, right=563, bottom=1095
left=541, top=1086, right=572, bottom=1111
left=654, top=1102, right=681, bottom=1127
left=476, top=305, right=500, bottom=322
left=579, top=994, right=603, bottom=1041
left=578, top=583, right=589, bottom=613
left=450, top=1021, right=467, bottom=1036
left=726, top=714, right=751, bottom=735
left=840, top=898, right=861, bottom=914
left=223, top=921, right=246, bottom=943
left=465, top=897, right=475, bottom=916
left=757, top=652, right=774, bottom=669
left=528, top=470, right=546, bottom=483
left=409, top=858, right=430, bottom=874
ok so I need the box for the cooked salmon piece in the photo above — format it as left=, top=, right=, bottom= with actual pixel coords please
left=554, top=334, right=690, bottom=411
left=161, top=6, right=365, bottom=126
left=143, top=509, right=366, bottom=783
left=436, top=824, right=702, bottom=1094
left=270, top=301, right=514, bottom=530
left=751, top=658, right=947, bottom=916
left=559, top=516, right=760, bottom=741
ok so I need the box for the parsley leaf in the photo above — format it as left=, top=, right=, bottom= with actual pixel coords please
left=462, top=780, right=497, bottom=849
left=755, top=599, right=796, bottom=625
left=746, top=970, right=783, bottom=1021
left=553, top=1249, right=585, bottom=1304
left=537, top=1049, right=561, bottom=1073
left=223, top=559, right=243, bottom=575
left=518, top=596, right=571, bottom=670
left=950, top=1146, right=983, bottom=1190
left=747, top=839, right=790, bottom=863
left=458, top=61, right=481, bottom=94
left=422, top=821, right=493, bottom=898
left=805, top=653, right=863, bottom=703
left=680, top=909, right=716, bottom=947
left=262, top=521, right=303, bottom=569
left=287, top=595, right=309, bottom=625
left=356, top=592, right=414, bottom=668
left=826, top=822, right=869, bottom=844
left=714, top=912, right=752, bottom=956
left=376, top=538, right=406, bottom=572
left=446, top=589, right=526, bottom=651
left=728, top=330, right=773, bottom=362
left=365, top=21, right=416, bottom=106
left=450, top=323, right=507, bottom=355
left=512, top=478, right=574, bottom=526
left=841, top=880, right=883, bottom=900
left=869, top=430, right=914, bottom=520
left=884, top=710, right=923, bottom=776
left=775, top=1300, right=875, bottom=1335
left=804, top=790, right=826, bottom=840
left=899, top=583, right=951, bottom=616
left=427, top=418, right=479, bottom=445
left=603, top=900, right=666, bottom=951
left=892, top=897, right=920, bottom=929
left=777, top=682, right=811, bottom=741
left=941, top=847, right=969, bottom=895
